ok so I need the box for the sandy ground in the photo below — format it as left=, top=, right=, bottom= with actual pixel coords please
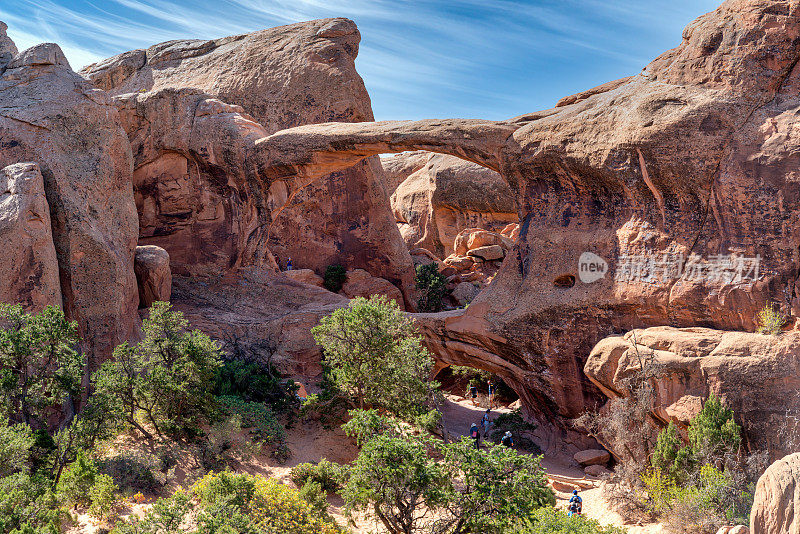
left=69, top=394, right=665, bottom=533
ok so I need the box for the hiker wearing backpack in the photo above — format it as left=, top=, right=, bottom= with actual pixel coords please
left=501, top=430, right=513, bottom=447
left=481, top=409, right=491, bottom=436
left=470, top=423, right=480, bottom=449
left=487, top=379, right=496, bottom=408
left=468, top=384, right=478, bottom=406
left=568, top=490, right=582, bottom=517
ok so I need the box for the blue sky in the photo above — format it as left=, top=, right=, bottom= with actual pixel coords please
left=1, top=0, right=720, bottom=120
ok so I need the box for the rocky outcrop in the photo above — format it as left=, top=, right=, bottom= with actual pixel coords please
left=82, top=19, right=414, bottom=302
left=0, top=163, right=61, bottom=310
left=0, top=37, right=139, bottom=360
left=134, top=246, right=172, bottom=308
left=387, top=151, right=517, bottom=257
left=251, top=0, right=800, bottom=432
left=0, top=21, right=16, bottom=69
left=750, top=453, right=800, bottom=534
left=380, top=151, right=429, bottom=193
left=585, top=327, right=800, bottom=457
left=340, top=269, right=405, bottom=309
left=284, top=269, right=325, bottom=288
left=171, top=267, right=348, bottom=379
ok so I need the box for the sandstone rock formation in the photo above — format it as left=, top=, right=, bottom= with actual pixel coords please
left=573, top=449, right=611, bottom=466
left=585, top=327, right=800, bottom=456
left=0, top=22, right=16, bottom=69
left=250, top=0, right=800, bottom=436
left=750, top=453, right=800, bottom=534
left=0, top=163, right=61, bottom=310
left=380, top=151, right=429, bottom=193
left=82, top=19, right=414, bottom=301
left=386, top=151, right=517, bottom=257
left=285, top=269, right=325, bottom=288
left=0, top=36, right=139, bottom=360
left=340, top=269, right=406, bottom=309
left=134, top=245, right=172, bottom=308
left=171, top=268, right=348, bottom=379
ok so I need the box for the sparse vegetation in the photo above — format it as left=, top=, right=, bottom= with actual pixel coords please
left=312, top=296, right=441, bottom=420
left=324, top=264, right=348, bottom=293
left=756, top=303, right=785, bottom=335
left=415, top=262, right=450, bottom=312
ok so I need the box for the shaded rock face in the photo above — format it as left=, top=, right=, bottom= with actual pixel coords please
left=585, top=327, right=800, bottom=457
left=751, top=453, right=800, bottom=534
left=171, top=267, right=348, bottom=380
left=0, top=21, right=18, bottom=69
left=0, top=38, right=139, bottom=361
left=134, top=245, right=172, bottom=308
left=387, top=151, right=517, bottom=258
left=251, top=0, right=800, bottom=429
left=340, top=269, right=406, bottom=310
left=82, top=19, right=414, bottom=301
left=0, top=163, right=61, bottom=310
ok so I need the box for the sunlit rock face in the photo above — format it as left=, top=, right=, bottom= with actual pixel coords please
left=250, top=0, right=800, bottom=436
left=82, top=18, right=414, bottom=303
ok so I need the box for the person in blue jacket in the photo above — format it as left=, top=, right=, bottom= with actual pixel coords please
left=568, top=490, right=583, bottom=516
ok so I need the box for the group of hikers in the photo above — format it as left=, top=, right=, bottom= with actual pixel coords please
left=468, top=378, right=498, bottom=408
left=468, top=408, right=513, bottom=450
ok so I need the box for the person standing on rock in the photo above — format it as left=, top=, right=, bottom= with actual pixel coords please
left=470, top=423, right=480, bottom=449
left=286, top=257, right=293, bottom=271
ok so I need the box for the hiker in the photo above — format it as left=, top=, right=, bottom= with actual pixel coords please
left=481, top=409, right=492, bottom=436
left=567, top=490, right=583, bottom=517
left=501, top=430, right=513, bottom=447
left=470, top=423, right=480, bottom=449
left=487, top=379, right=496, bottom=408
left=286, top=257, right=293, bottom=271
left=468, top=383, right=478, bottom=406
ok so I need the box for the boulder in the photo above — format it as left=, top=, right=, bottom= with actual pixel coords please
left=0, top=163, right=61, bottom=310
left=172, top=268, right=348, bottom=380
left=444, top=255, right=474, bottom=272
left=284, top=269, right=324, bottom=288
left=452, top=282, right=479, bottom=307
left=573, top=449, right=611, bottom=466
left=82, top=19, right=414, bottom=300
left=584, top=464, right=611, bottom=477
left=388, top=152, right=517, bottom=257
left=585, top=327, right=800, bottom=457
left=751, top=453, right=800, bottom=534
left=380, top=151, right=429, bottom=193
left=134, top=246, right=172, bottom=308
left=341, top=269, right=405, bottom=310
left=0, top=38, right=138, bottom=360
left=467, top=245, right=504, bottom=261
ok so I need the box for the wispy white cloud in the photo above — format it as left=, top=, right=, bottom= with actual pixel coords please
left=0, top=0, right=720, bottom=119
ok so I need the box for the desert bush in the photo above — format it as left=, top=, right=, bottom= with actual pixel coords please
left=89, top=473, right=119, bottom=520
left=511, top=506, right=625, bottom=533
left=214, top=359, right=295, bottom=413
left=755, top=303, right=785, bottom=335
left=98, top=450, right=162, bottom=495
left=312, top=296, right=441, bottom=418
left=94, top=301, right=222, bottom=439
left=217, top=395, right=285, bottom=444
left=297, top=479, right=330, bottom=518
left=415, top=263, right=449, bottom=312
left=290, top=458, right=350, bottom=492
left=112, top=490, right=194, bottom=534
left=490, top=408, right=540, bottom=453
left=57, top=450, right=99, bottom=508
left=0, top=472, right=64, bottom=534
left=193, top=471, right=342, bottom=534
left=323, top=264, right=347, bottom=293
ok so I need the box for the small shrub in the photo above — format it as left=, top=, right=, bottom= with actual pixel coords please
left=217, top=395, right=285, bottom=444
left=513, top=506, right=625, bottom=533
left=290, top=458, right=349, bottom=492
left=88, top=473, right=119, bottom=520
left=323, top=264, right=347, bottom=293
left=98, top=450, right=162, bottom=494
left=756, top=303, right=785, bottom=335
left=214, top=359, right=296, bottom=413
left=57, top=450, right=98, bottom=508
left=415, top=263, right=449, bottom=312
left=298, top=479, right=329, bottom=518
